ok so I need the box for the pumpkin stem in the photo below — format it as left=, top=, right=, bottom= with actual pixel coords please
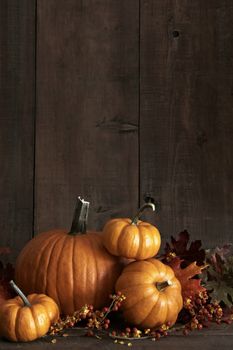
left=9, top=280, right=31, bottom=307
left=156, top=280, right=172, bottom=292
left=131, top=201, right=155, bottom=225
left=69, top=196, right=90, bottom=234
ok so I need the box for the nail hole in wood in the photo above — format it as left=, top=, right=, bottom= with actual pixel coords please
left=172, top=30, right=179, bottom=38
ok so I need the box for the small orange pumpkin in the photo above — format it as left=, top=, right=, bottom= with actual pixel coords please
left=115, top=259, right=183, bottom=329
left=15, top=197, right=122, bottom=315
left=103, top=201, right=161, bottom=260
left=0, top=280, right=59, bottom=342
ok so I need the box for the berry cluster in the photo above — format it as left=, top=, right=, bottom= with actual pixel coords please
left=49, top=292, right=125, bottom=336
left=49, top=289, right=233, bottom=342
left=110, top=323, right=172, bottom=341
left=181, top=291, right=228, bottom=335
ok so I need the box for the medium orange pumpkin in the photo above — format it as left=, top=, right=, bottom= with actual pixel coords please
left=115, top=259, right=183, bottom=329
left=15, top=197, right=122, bottom=315
left=0, top=280, right=59, bottom=342
left=103, top=202, right=161, bottom=260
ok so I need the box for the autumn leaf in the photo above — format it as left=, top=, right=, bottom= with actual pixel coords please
left=169, top=257, right=207, bottom=299
left=0, top=247, right=11, bottom=255
left=203, top=245, right=233, bottom=307
left=163, top=230, right=205, bottom=267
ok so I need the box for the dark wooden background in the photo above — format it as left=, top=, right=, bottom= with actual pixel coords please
left=0, top=0, right=233, bottom=259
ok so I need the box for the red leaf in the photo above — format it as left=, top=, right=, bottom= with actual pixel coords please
left=164, top=230, right=205, bottom=267
left=169, top=257, right=207, bottom=299
left=0, top=247, right=11, bottom=255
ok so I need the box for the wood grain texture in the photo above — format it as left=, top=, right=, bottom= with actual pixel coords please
left=140, top=0, right=233, bottom=247
left=0, top=0, right=35, bottom=256
left=35, top=0, right=139, bottom=233
left=1, top=0, right=233, bottom=254
left=0, top=323, right=233, bottom=349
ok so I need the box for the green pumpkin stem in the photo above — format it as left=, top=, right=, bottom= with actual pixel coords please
left=69, top=196, right=90, bottom=235
left=9, top=280, right=31, bottom=307
left=156, top=280, right=172, bottom=292
left=131, top=202, right=155, bottom=225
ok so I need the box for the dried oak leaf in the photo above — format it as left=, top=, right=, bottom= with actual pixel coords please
left=222, top=306, right=233, bottom=322
left=203, top=245, right=233, bottom=307
left=169, top=257, right=207, bottom=299
left=164, top=230, right=205, bottom=267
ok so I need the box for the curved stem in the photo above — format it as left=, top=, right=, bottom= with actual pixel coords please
left=9, top=280, right=31, bottom=307
left=69, top=196, right=90, bottom=235
left=131, top=202, right=155, bottom=225
left=156, top=280, right=172, bottom=292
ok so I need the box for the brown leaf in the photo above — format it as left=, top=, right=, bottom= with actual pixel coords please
left=169, top=257, right=207, bottom=298
left=164, top=230, right=205, bottom=267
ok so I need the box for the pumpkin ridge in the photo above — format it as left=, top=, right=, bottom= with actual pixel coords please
left=163, top=293, right=169, bottom=325
left=153, top=227, right=161, bottom=254
left=116, top=223, right=130, bottom=255
left=141, top=294, right=163, bottom=327
left=121, top=282, right=154, bottom=292
left=43, top=234, right=65, bottom=299
left=163, top=264, right=175, bottom=281
left=149, top=259, right=169, bottom=281
left=35, top=303, right=50, bottom=337
left=151, top=294, right=167, bottom=326
left=138, top=292, right=160, bottom=326
left=56, top=235, right=70, bottom=310
left=161, top=293, right=169, bottom=325
left=71, top=235, right=75, bottom=313
left=90, top=236, right=99, bottom=307
left=165, top=294, right=179, bottom=323
left=29, top=306, right=39, bottom=339
left=120, top=269, right=156, bottom=281
left=72, top=234, right=80, bottom=311
left=122, top=289, right=155, bottom=312
left=139, top=226, right=157, bottom=260
left=134, top=226, right=142, bottom=260
left=15, top=235, right=49, bottom=292
left=15, top=234, right=55, bottom=286
left=138, top=226, right=147, bottom=260
left=6, top=304, right=19, bottom=341
left=117, top=225, right=137, bottom=258
left=73, top=235, right=88, bottom=309
left=14, top=306, right=22, bottom=341
left=32, top=234, right=61, bottom=292
left=119, top=283, right=154, bottom=291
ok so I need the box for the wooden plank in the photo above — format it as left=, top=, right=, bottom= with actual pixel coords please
left=0, top=0, right=36, bottom=257
left=0, top=323, right=233, bottom=349
left=140, top=0, right=233, bottom=247
left=35, top=0, right=139, bottom=233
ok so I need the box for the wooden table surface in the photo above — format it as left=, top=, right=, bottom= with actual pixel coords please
left=0, top=323, right=232, bottom=350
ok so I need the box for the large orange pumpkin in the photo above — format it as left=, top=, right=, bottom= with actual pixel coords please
left=103, top=202, right=161, bottom=260
left=0, top=280, right=59, bottom=342
left=115, top=259, right=183, bottom=329
left=15, top=197, right=122, bottom=315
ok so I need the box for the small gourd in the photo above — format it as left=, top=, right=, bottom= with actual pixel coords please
left=115, top=259, right=183, bottom=328
left=0, top=280, right=59, bottom=342
left=103, top=200, right=161, bottom=260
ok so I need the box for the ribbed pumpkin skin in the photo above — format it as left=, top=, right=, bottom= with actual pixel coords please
left=115, top=259, right=183, bottom=328
left=0, top=294, right=59, bottom=342
left=15, top=230, right=122, bottom=315
left=103, top=218, right=161, bottom=260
